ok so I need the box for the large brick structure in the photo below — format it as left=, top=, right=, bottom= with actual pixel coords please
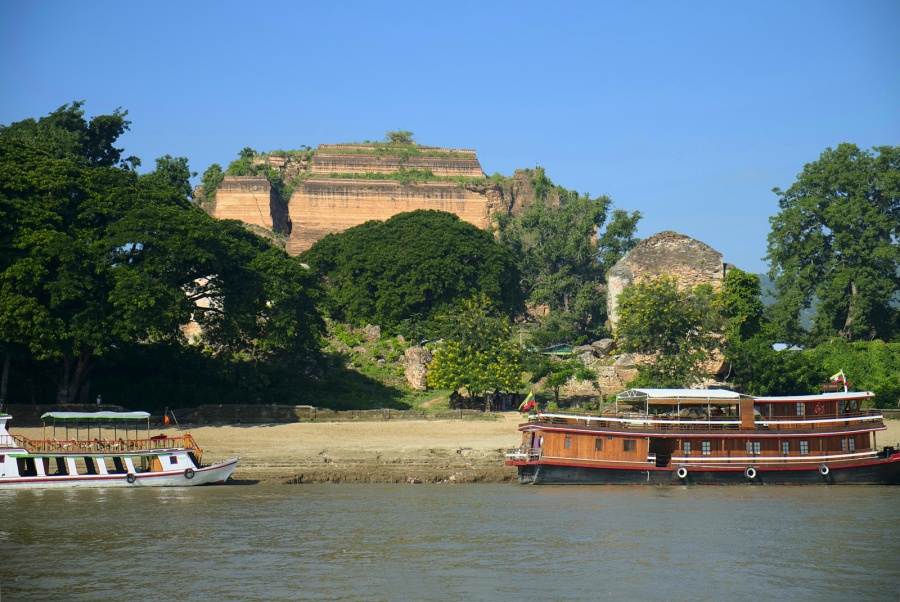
left=206, top=144, right=509, bottom=256
left=606, top=231, right=728, bottom=330
left=206, top=176, right=291, bottom=234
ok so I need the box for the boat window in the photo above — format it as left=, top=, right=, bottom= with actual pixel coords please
left=683, top=441, right=691, bottom=455
left=594, top=438, right=602, bottom=452
left=623, top=440, right=637, bottom=452
left=701, top=441, right=711, bottom=456
left=800, top=441, right=809, bottom=455
left=564, top=437, right=571, bottom=450
left=795, top=403, right=804, bottom=416
left=849, top=439, right=855, bottom=451
left=747, top=441, right=761, bottom=455
left=169, top=456, right=178, bottom=465
left=841, top=439, right=847, bottom=452
left=782, top=441, right=790, bottom=454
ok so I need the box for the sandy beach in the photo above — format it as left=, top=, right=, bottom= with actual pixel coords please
left=12, top=415, right=900, bottom=485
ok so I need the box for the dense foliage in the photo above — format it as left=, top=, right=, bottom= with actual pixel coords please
left=615, top=276, right=719, bottom=388
left=0, top=104, right=324, bottom=406
left=766, top=143, right=900, bottom=344
left=494, top=168, right=641, bottom=344
left=426, top=295, right=523, bottom=400
left=300, top=210, right=525, bottom=335
left=807, top=340, right=900, bottom=408
left=528, top=355, right=597, bottom=403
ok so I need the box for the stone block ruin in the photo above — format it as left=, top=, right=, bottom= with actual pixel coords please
left=205, top=143, right=510, bottom=256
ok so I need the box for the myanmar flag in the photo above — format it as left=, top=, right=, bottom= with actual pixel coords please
left=519, top=390, right=536, bottom=413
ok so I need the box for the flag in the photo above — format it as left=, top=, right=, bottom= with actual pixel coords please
left=519, top=389, right=536, bottom=413
left=830, top=370, right=845, bottom=382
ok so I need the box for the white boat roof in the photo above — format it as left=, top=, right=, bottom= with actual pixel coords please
left=41, top=411, right=151, bottom=422
left=617, top=388, right=743, bottom=401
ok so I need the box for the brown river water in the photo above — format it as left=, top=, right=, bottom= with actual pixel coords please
left=1, top=484, right=898, bottom=601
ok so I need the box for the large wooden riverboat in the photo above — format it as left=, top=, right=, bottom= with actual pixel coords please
left=0, top=411, right=238, bottom=488
left=505, top=388, right=900, bottom=485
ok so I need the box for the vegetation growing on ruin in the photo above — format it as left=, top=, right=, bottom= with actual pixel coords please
left=327, top=169, right=488, bottom=187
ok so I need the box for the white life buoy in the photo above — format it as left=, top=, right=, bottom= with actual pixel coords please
left=744, top=467, right=757, bottom=479
left=819, top=464, right=829, bottom=476
left=126, top=473, right=136, bottom=484
left=184, top=468, right=195, bottom=480
left=676, top=466, right=688, bottom=479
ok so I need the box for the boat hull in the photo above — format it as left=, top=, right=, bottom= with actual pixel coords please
left=0, top=458, right=239, bottom=488
left=513, top=455, right=900, bottom=485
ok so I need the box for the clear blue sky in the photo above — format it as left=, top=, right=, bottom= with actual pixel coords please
left=2, top=1, right=898, bottom=274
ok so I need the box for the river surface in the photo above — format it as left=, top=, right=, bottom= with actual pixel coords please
left=1, top=484, right=898, bottom=601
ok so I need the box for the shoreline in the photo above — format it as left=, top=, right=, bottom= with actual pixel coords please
left=10, top=414, right=900, bottom=485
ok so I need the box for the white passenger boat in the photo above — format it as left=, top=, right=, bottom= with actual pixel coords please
left=0, top=411, right=238, bottom=488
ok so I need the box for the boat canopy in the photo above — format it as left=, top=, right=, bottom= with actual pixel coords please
left=617, top=388, right=743, bottom=405
left=40, top=411, right=151, bottom=422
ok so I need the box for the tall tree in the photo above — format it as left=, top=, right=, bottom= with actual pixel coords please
left=426, top=295, right=523, bottom=401
left=300, top=210, right=524, bottom=334
left=0, top=108, right=324, bottom=403
left=494, top=168, right=640, bottom=342
left=0, top=101, right=134, bottom=168
left=615, top=276, right=720, bottom=387
left=766, top=144, right=900, bottom=344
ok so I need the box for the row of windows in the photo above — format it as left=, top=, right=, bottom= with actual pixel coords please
left=575, top=437, right=859, bottom=456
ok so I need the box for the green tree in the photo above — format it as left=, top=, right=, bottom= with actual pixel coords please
left=725, top=337, right=821, bottom=396
left=0, top=101, right=134, bottom=168
left=426, top=295, right=523, bottom=401
left=766, top=144, right=900, bottom=344
left=807, top=339, right=900, bottom=408
left=494, top=168, right=640, bottom=342
left=717, top=268, right=764, bottom=344
left=529, top=355, right=598, bottom=404
left=300, top=210, right=524, bottom=334
left=199, top=163, right=225, bottom=205
left=615, top=276, right=719, bottom=387
left=0, top=111, right=324, bottom=404
left=385, top=130, right=414, bottom=145
left=597, top=208, right=643, bottom=274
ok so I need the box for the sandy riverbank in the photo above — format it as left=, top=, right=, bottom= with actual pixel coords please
left=12, top=415, right=900, bottom=485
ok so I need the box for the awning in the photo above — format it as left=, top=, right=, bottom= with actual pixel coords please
left=40, top=411, right=151, bottom=422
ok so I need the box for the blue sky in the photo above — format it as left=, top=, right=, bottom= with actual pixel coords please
left=2, top=1, right=898, bottom=274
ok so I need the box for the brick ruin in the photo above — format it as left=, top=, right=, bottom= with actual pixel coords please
left=207, top=176, right=291, bottom=234
left=205, top=144, right=510, bottom=255
left=606, top=230, right=728, bottom=330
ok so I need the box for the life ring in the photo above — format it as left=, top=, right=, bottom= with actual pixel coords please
left=184, top=468, right=195, bottom=480
left=814, top=403, right=824, bottom=415
left=126, top=473, right=136, bottom=484
left=744, top=467, right=757, bottom=479
left=819, top=464, right=829, bottom=476
left=676, top=466, right=688, bottom=479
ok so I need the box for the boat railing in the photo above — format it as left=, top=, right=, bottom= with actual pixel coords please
left=12, top=434, right=201, bottom=455
left=505, top=446, right=542, bottom=461
left=529, top=410, right=884, bottom=432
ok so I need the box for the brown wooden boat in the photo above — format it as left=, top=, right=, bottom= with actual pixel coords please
left=505, top=388, right=900, bottom=485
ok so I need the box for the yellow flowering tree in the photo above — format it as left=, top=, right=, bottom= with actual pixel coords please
left=426, top=295, right=523, bottom=402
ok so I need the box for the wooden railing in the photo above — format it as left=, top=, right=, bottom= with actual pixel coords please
left=529, top=411, right=884, bottom=433
left=12, top=434, right=202, bottom=455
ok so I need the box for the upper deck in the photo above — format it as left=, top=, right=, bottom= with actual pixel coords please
left=522, top=389, right=885, bottom=438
